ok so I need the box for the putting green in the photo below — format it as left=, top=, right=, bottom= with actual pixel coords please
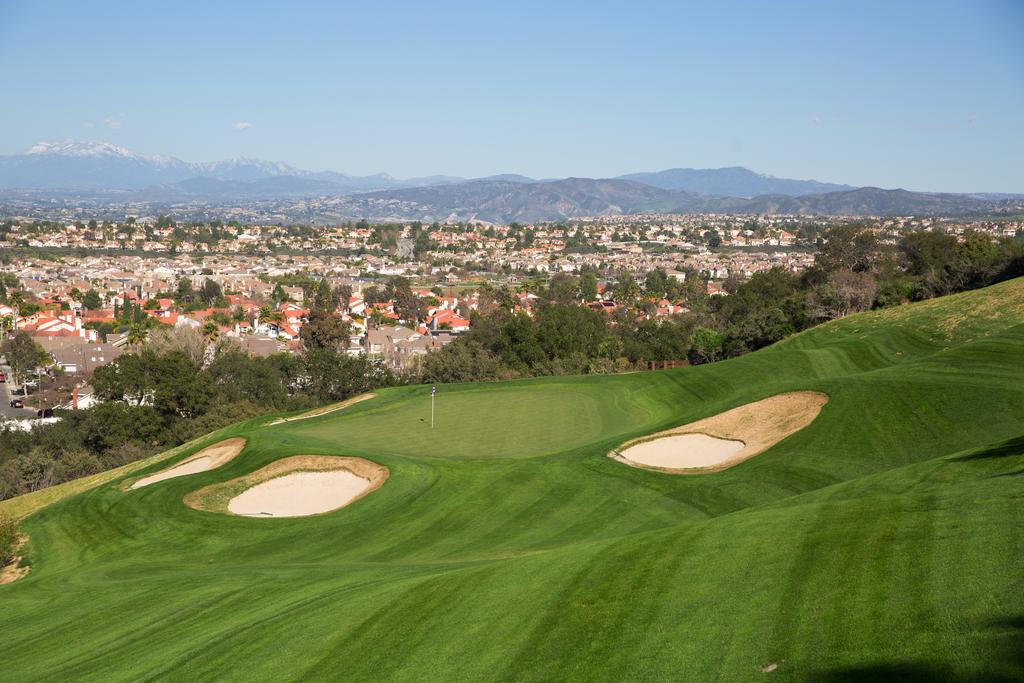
left=1, top=277, right=1022, bottom=681
left=282, top=380, right=677, bottom=459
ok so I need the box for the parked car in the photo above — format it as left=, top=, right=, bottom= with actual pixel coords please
left=10, top=398, right=23, bottom=408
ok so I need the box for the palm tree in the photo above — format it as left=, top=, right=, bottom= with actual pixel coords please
left=258, top=305, right=282, bottom=327
left=202, top=320, right=220, bottom=342
left=126, top=322, right=148, bottom=348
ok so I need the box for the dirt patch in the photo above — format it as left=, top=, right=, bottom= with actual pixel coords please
left=129, top=437, right=247, bottom=489
left=267, top=393, right=376, bottom=426
left=184, top=455, right=388, bottom=517
left=612, top=391, right=828, bottom=473
left=0, top=535, right=29, bottom=586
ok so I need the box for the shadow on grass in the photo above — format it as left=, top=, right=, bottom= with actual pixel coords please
left=953, top=435, right=1024, bottom=462
left=810, top=615, right=1024, bottom=682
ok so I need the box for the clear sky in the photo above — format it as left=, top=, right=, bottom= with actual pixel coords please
left=0, top=0, right=1021, bottom=192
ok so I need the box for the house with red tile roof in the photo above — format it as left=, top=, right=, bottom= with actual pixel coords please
left=425, top=309, right=470, bottom=332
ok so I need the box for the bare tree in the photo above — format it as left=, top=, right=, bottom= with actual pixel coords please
left=146, top=325, right=207, bottom=367
left=808, top=270, right=879, bottom=321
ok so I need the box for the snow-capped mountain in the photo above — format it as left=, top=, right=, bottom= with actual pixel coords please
left=0, top=140, right=473, bottom=193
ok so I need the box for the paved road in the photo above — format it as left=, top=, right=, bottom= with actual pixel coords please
left=0, top=360, right=38, bottom=420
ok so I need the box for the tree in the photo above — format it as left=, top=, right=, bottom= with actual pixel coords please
left=200, top=278, right=222, bottom=306
left=175, top=277, right=194, bottom=304
left=258, top=305, right=282, bottom=326
left=3, top=332, right=45, bottom=386
left=301, top=349, right=392, bottom=401
left=688, top=327, right=724, bottom=365
left=126, top=322, right=148, bottom=348
left=334, top=284, right=353, bottom=311
left=535, top=304, right=606, bottom=361
left=808, top=270, right=879, bottom=321
left=271, top=283, right=289, bottom=305
left=300, top=309, right=350, bottom=352
left=645, top=269, right=670, bottom=297
left=150, top=352, right=215, bottom=418
left=421, top=340, right=501, bottom=383
left=362, top=286, right=388, bottom=305
left=386, top=277, right=421, bottom=321
left=579, top=271, right=598, bottom=302
left=202, top=320, right=220, bottom=343
left=547, top=273, right=579, bottom=304
left=206, top=349, right=288, bottom=408
left=82, top=289, right=103, bottom=311
left=92, top=352, right=153, bottom=405
left=612, top=271, right=641, bottom=306
left=313, top=279, right=333, bottom=312
left=817, top=224, right=881, bottom=273
left=76, top=402, right=165, bottom=454
left=146, top=326, right=207, bottom=367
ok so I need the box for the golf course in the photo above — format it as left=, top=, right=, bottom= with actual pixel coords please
left=1, top=277, right=1023, bottom=681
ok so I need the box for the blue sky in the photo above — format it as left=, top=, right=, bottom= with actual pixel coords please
left=0, top=0, right=1021, bottom=191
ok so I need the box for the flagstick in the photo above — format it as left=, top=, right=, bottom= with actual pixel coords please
left=431, top=391, right=435, bottom=429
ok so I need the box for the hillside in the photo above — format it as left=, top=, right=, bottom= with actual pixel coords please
left=617, top=166, right=855, bottom=196
left=1, top=279, right=1023, bottom=680
left=350, top=178, right=701, bottom=223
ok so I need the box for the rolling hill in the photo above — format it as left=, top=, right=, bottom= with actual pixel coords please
left=617, top=166, right=855, bottom=196
left=1, top=279, right=1023, bottom=680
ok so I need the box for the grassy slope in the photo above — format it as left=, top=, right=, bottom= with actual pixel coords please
left=1, top=278, right=1022, bottom=681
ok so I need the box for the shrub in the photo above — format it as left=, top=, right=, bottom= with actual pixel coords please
left=0, top=515, right=19, bottom=566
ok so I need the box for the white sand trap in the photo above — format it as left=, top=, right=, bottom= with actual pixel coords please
left=131, top=438, right=246, bottom=489
left=184, top=455, right=389, bottom=517
left=613, top=391, right=828, bottom=473
left=621, top=433, right=745, bottom=469
left=227, top=470, right=371, bottom=517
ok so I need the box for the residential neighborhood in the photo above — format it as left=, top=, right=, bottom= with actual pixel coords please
left=2, top=211, right=1022, bottom=416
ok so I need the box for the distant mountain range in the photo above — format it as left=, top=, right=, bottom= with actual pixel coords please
left=0, top=140, right=1020, bottom=220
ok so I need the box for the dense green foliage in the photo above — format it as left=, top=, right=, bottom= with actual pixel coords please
left=0, top=278, right=1022, bottom=679
left=0, top=345, right=393, bottom=501
left=423, top=227, right=1024, bottom=381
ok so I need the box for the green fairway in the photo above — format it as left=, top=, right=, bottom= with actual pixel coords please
left=2, top=278, right=1023, bottom=681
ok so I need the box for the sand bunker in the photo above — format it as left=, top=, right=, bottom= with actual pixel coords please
left=623, top=433, right=745, bottom=469
left=228, top=471, right=369, bottom=517
left=267, top=393, right=376, bottom=426
left=612, top=391, right=828, bottom=473
left=130, top=438, right=247, bottom=489
left=184, top=455, right=388, bottom=518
